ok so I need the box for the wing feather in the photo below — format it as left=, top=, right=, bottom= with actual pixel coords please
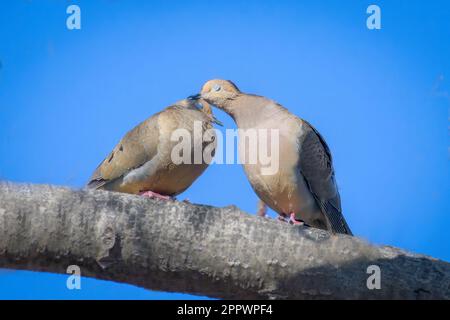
left=86, top=114, right=160, bottom=190
left=299, top=121, right=353, bottom=235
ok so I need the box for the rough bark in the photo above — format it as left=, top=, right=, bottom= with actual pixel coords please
left=0, top=181, right=449, bottom=300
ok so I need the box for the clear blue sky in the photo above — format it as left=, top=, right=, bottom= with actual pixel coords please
left=0, top=0, right=449, bottom=299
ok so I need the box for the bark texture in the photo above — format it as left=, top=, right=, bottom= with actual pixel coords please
left=0, top=181, right=449, bottom=299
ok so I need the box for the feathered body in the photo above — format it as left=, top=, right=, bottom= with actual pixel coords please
left=198, top=80, right=352, bottom=235
left=87, top=99, right=217, bottom=196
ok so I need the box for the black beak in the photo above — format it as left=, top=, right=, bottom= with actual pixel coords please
left=187, top=94, right=201, bottom=100
left=211, top=115, right=223, bottom=127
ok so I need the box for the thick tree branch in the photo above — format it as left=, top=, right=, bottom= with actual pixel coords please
left=0, top=182, right=449, bottom=299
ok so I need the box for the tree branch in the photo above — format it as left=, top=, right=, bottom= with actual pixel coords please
left=0, top=182, right=449, bottom=299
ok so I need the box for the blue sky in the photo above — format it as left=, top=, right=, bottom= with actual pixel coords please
left=0, top=0, right=449, bottom=299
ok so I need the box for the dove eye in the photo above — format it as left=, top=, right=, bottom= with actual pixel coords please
left=213, top=84, right=222, bottom=92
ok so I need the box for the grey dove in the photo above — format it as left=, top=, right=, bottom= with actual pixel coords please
left=87, top=99, right=220, bottom=199
left=189, top=79, right=352, bottom=235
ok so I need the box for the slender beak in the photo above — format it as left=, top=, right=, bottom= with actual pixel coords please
left=189, top=94, right=222, bottom=126
left=211, top=115, right=223, bottom=126
left=187, top=93, right=201, bottom=100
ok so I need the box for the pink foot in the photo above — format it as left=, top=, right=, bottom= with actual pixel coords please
left=257, top=199, right=267, bottom=217
left=257, top=207, right=267, bottom=217
left=289, top=213, right=304, bottom=226
left=139, top=190, right=171, bottom=200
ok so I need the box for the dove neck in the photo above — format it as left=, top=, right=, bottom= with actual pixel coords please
left=226, top=95, right=283, bottom=128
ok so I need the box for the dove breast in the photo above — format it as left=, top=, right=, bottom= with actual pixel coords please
left=237, top=108, right=323, bottom=225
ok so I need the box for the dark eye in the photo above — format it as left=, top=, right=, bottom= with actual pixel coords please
left=213, top=84, right=221, bottom=92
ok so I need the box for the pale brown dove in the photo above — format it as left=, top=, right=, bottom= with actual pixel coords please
left=87, top=99, right=220, bottom=199
left=189, top=80, right=352, bottom=235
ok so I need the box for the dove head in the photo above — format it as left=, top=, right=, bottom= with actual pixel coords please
left=190, top=79, right=241, bottom=113
left=178, top=98, right=223, bottom=126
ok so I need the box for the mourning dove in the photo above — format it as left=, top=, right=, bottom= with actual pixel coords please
left=87, top=99, right=220, bottom=199
left=189, top=80, right=352, bottom=235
